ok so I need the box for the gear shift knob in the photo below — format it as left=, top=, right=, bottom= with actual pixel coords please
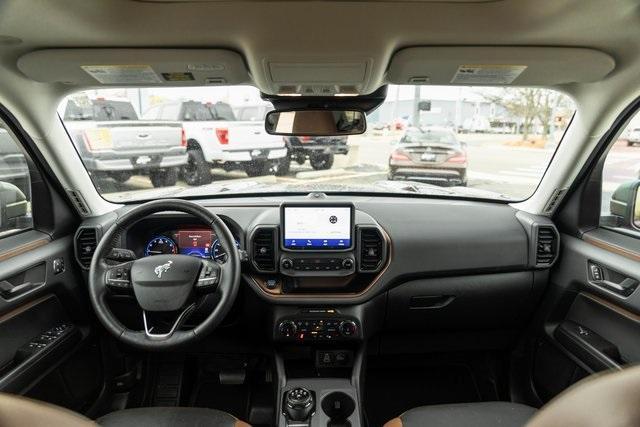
left=284, top=387, right=315, bottom=421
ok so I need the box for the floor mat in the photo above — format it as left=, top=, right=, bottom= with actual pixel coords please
left=190, top=380, right=249, bottom=420
left=365, top=363, right=481, bottom=427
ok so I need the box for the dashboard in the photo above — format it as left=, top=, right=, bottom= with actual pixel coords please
left=75, top=195, right=559, bottom=347
left=77, top=195, right=558, bottom=306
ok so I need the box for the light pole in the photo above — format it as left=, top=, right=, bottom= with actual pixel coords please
left=412, top=85, right=421, bottom=127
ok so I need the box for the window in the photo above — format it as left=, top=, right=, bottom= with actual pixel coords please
left=600, top=110, right=640, bottom=232
left=64, top=98, right=138, bottom=121
left=0, top=124, right=33, bottom=236
left=209, top=102, right=236, bottom=121
left=182, top=102, right=214, bottom=121
left=236, top=106, right=261, bottom=121
left=59, top=85, right=574, bottom=203
left=400, top=128, right=458, bottom=146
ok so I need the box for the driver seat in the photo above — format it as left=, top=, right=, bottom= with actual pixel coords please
left=0, top=393, right=250, bottom=427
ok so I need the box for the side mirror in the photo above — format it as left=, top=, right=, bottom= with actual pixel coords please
left=265, top=109, right=366, bottom=136
left=609, top=180, right=640, bottom=229
left=0, top=181, right=29, bottom=233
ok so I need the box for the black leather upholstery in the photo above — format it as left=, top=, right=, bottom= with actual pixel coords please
left=98, top=407, right=244, bottom=427
left=390, top=402, right=536, bottom=427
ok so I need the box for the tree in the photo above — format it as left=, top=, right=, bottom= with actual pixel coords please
left=482, top=88, right=568, bottom=141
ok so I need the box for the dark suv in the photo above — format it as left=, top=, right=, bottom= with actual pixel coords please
left=284, top=135, right=349, bottom=170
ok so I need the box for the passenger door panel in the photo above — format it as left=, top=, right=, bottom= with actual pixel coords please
left=530, top=230, right=640, bottom=401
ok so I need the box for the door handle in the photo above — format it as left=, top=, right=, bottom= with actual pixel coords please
left=588, top=262, right=639, bottom=297
left=0, top=280, right=40, bottom=299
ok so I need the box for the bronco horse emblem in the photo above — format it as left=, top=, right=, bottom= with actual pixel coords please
left=154, top=260, right=173, bottom=278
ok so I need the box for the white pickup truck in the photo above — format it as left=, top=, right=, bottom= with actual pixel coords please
left=143, top=101, right=287, bottom=185
left=62, top=97, right=187, bottom=188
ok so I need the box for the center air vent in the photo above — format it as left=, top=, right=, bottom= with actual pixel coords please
left=358, top=227, right=385, bottom=272
left=251, top=227, right=277, bottom=272
left=75, top=227, right=99, bottom=269
left=536, top=226, right=558, bottom=266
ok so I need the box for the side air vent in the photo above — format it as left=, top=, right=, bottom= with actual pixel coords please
left=251, top=227, right=277, bottom=272
left=358, top=227, right=385, bottom=272
left=75, top=227, right=98, bottom=269
left=67, top=189, right=90, bottom=215
left=536, top=226, right=558, bottom=266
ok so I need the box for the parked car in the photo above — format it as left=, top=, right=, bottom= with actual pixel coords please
left=0, top=129, right=30, bottom=197
left=62, top=97, right=187, bottom=187
left=625, top=128, right=640, bottom=146
left=461, top=115, right=491, bottom=133
left=283, top=135, right=349, bottom=170
left=388, top=126, right=468, bottom=185
left=145, top=101, right=288, bottom=185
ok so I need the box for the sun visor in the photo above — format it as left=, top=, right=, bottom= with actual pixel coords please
left=17, top=49, right=251, bottom=86
left=387, top=47, right=615, bottom=86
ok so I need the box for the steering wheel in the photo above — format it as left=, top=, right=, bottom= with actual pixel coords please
left=88, top=199, right=241, bottom=350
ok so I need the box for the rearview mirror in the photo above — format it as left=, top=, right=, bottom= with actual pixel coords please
left=265, top=109, right=366, bottom=136
left=609, top=180, right=640, bottom=229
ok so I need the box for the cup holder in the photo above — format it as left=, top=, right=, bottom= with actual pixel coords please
left=321, top=392, right=355, bottom=427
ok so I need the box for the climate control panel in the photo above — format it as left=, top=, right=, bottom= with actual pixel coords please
left=276, top=318, right=360, bottom=342
left=279, top=254, right=356, bottom=277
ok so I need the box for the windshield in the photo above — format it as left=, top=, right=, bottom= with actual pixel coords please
left=401, top=128, right=458, bottom=146
left=59, top=85, right=574, bottom=203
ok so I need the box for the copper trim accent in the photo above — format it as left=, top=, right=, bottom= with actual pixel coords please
left=383, top=417, right=403, bottom=427
left=0, top=295, right=53, bottom=324
left=247, top=225, right=392, bottom=299
left=0, top=237, right=50, bottom=262
left=583, top=293, right=640, bottom=323
left=583, top=234, right=640, bottom=262
left=250, top=274, right=355, bottom=295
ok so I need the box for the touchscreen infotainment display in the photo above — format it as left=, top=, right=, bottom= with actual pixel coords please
left=283, top=206, right=352, bottom=250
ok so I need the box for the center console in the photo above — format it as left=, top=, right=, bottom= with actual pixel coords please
left=245, top=202, right=387, bottom=426
left=279, top=379, right=362, bottom=427
left=271, top=302, right=380, bottom=427
left=248, top=202, right=389, bottom=297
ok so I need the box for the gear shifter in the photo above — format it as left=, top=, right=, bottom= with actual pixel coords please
left=284, top=387, right=315, bottom=422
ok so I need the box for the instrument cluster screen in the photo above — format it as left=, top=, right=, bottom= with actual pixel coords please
left=176, top=230, right=213, bottom=258
left=283, top=206, right=352, bottom=250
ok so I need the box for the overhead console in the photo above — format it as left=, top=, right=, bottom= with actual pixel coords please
left=248, top=202, right=389, bottom=297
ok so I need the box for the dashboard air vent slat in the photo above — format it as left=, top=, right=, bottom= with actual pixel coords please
left=252, top=227, right=277, bottom=272
left=359, top=227, right=384, bottom=272
left=76, top=227, right=98, bottom=269
left=536, top=226, right=558, bottom=266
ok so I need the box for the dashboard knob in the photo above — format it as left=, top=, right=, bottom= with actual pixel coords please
left=338, top=320, right=357, bottom=337
left=281, top=258, right=293, bottom=270
left=342, top=258, right=354, bottom=269
left=278, top=320, right=297, bottom=337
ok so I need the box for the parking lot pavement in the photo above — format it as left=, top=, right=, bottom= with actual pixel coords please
left=101, top=133, right=586, bottom=201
